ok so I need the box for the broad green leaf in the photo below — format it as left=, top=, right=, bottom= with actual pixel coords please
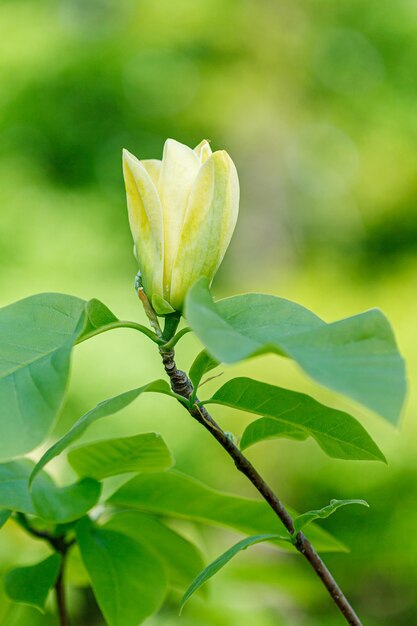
left=76, top=517, right=167, bottom=626
left=105, top=512, right=205, bottom=591
left=293, top=499, right=369, bottom=534
left=4, top=553, right=61, bottom=612
left=0, top=509, right=11, bottom=528
left=32, top=476, right=101, bottom=523
left=0, top=459, right=100, bottom=521
left=180, top=533, right=287, bottom=613
left=207, top=378, right=385, bottom=462
left=0, top=293, right=86, bottom=459
left=189, top=350, right=219, bottom=391
left=185, top=279, right=406, bottom=424
left=108, top=471, right=345, bottom=553
left=30, top=380, right=174, bottom=484
left=68, top=433, right=174, bottom=480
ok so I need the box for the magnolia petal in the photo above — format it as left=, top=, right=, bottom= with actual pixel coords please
left=194, top=140, right=212, bottom=163
left=141, top=159, right=162, bottom=187
left=122, top=149, right=164, bottom=302
left=158, top=139, right=200, bottom=300
left=170, top=150, right=239, bottom=311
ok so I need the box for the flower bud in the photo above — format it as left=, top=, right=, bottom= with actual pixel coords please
left=123, top=139, right=239, bottom=314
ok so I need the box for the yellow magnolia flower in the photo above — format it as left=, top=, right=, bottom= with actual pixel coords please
left=122, top=138, right=239, bottom=315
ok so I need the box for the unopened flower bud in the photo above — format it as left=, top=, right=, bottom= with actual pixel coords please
left=123, top=139, right=239, bottom=314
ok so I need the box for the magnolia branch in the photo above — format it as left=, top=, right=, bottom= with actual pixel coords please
left=14, top=514, right=72, bottom=626
left=159, top=348, right=363, bottom=626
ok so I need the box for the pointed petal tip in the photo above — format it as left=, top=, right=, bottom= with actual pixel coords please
left=194, top=139, right=211, bottom=150
left=194, top=139, right=213, bottom=163
left=214, top=149, right=231, bottom=161
left=162, top=138, right=184, bottom=153
left=122, top=148, right=140, bottom=171
left=163, top=137, right=201, bottom=158
left=204, top=149, right=235, bottom=175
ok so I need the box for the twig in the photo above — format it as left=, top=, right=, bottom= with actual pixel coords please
left=14, top=514, right=73, bottom=626
left=159, top=348, right=363, bottom=626
left=55, top=560, right=70, bottom=626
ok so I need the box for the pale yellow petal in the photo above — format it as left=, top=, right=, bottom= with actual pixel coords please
left=122, top=149, right=164, bottom=302
left=158, top=139, right=200, bottom=299
left=194, top=139, right=212, bottom=163
left=170, top=150, right=240, bottom=311
left=141, top=159, right=161, bottom=187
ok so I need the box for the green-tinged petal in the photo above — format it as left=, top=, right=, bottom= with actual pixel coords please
left=151, top=295, right=175, bottom=316
left=194, top=140, right=212, bottom=163
left=158, top=139, right=200, bottom=300
left=122, top=149, right=164, bottom=302
left=170, top=150, right=239, bottom=311
left=141, top=159, right=162, bottom=186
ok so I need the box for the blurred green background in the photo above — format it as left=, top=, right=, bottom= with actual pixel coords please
left=0, top=0, right=416, bottom=624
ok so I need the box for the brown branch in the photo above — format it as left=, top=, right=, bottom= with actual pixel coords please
left=14, top=514, right=72, bottom=626
left=55, top=561, right=70, bottom=626
left=160, top=348, right=363, bottom=626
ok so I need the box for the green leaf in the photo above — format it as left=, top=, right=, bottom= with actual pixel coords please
left=0, top=460, right=46, bottom=514
left=30, top=380, right=174, bottom=484
left=68, top=433, right=174, bottom=480
left=0, top=293, right=86, bottom=459
left=108, top=471, right=345, bottom=553
left=0, top=509, right=11, bottom=528
left=4, top=553, right=61, bottom=612
left=77, top=299, right=118, bottom=340
left=76, top=517, right=167, bottom=626
left=189, top=350, right=220, bottom=391
left=32, top=476, right=101, bottom=523
left=243, top=422, right=309, bottom=443
left=207, top=378, right=385, bottom=462
left=0, top=459, right=100, bottom=521
left=293, top=499, right=369, bottom=534
left=180, top=533, right=287, bottom=613
left=105, top=512, right=205, bottom=591
left=66, top=545, right=90, bottom=587
left=76, top=298, right=162, bottom=345
left=185, top=279, right=406, bottom=424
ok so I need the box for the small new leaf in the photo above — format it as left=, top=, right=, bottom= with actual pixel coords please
left=77, top=299, right=118, bottom=340
left=293, top=499, right=370, bottom=535
left=189, top=350, right=219, bottom=392
left=76, top=298, right=160, bottom=345
left=180, top=534, right=289, bottom=613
